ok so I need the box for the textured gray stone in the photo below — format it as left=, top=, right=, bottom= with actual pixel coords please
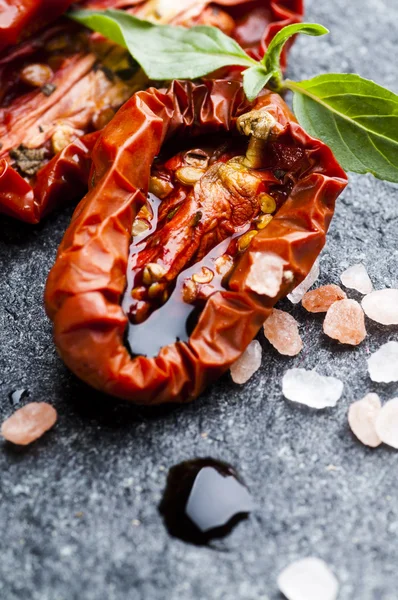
left=0, top=1, right=398, bottom=598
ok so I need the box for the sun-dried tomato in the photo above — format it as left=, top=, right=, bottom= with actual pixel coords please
left=45, top=80, right=347, bottom=405
left=0, top=0, right=303, bottom=223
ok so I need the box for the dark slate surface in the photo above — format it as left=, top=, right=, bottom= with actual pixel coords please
left=1, top=1, right=398, bottom=598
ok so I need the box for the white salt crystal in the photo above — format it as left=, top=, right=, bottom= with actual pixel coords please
left=230, top=340, right=262, bottom=384
left=277, top=557, right=339, bottom=600
left=348, top=393, right=382, bottom=448
left=245, top=252, right=286, bottom=297
left=367, top=341, right=398, bottom=383
left=282, top=368, right=344, bottom=409
left=362, top=289, right=398, bottom=325
left=288, top=259, right=320, bottom=304
left=340, top=263, right=373, bottom=294
left=375, top=398, right=398, bottom=449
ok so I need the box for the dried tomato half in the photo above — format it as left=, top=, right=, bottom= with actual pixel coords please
left=0, top=0, right=303, bottom=224
left=45, top=80, right=347, bottom=405
left=0, top=19, right=146, bottom=222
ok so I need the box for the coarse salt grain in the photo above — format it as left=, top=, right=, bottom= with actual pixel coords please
left=230, top=340, right=262, bottom=384
left=340, top=263, right=373, bottom=294
left=367, top=341, right=398, bottom=383
left=1, top=402, right=57, bottom=445
left=263, top=309, right=303, bottom=356
left=277, top=557, right=339, bottom=600
left=302, top=284, right=347, bottom=313
left=288, top=259, right=320, bottom=304
left=375, top=398, right=398, bottom=449
left=348, top=393, right=382, bottom=448
left=245, top=252, right=286, bottom=297
left=282, top=368, right=344, bottom=409
left=323, top=299, right=367, bottom=345
left=362, top=289, right=398, bottom=325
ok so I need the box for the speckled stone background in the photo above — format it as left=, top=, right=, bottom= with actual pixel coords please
left=1, top=1, right=398, bottom=598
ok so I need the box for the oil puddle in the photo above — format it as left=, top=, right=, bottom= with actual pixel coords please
left=159, top=458, right=254, bottom=545
left=9, top=389, right=29, bottom=406
left=125, top=236, right=232, bottom=357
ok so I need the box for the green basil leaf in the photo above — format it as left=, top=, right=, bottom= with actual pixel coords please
left=288, top=74, right=398, bottom=183
left=243, top=66, right=273, bottom=102
left=262, top=23, right=329, bottom=83
left=69, top=9, right=257, bottom=80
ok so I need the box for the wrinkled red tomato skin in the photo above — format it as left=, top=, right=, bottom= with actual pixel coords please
left=0, top=0, right=76, bottom=52
left=0, top=132, right=99, bottom=222
left=45, top=80, right=347, bottom=405
left=0, top=0, right=303, bottom=224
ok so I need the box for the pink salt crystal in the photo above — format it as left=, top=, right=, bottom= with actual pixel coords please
left=263, top=309, right=303, bottom=356
left=323, top=299, right=367, bottom=345
left=362, top=289, right=398, bottom=325
left=340, top=263, right=373, bottom=294
left=375, top=398, right=398, bottom=449
left=245, top=252, right=286, bottom=297
left=348, top=393, right=382, bottom=448
left=230, top=340, right=262, bottom=384
left=302, top=284, right=347, bottom=313
left=1, top=402, right=57, bottom=445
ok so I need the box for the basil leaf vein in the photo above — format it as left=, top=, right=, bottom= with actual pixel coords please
left=288, top=74, right=398, bottom=183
